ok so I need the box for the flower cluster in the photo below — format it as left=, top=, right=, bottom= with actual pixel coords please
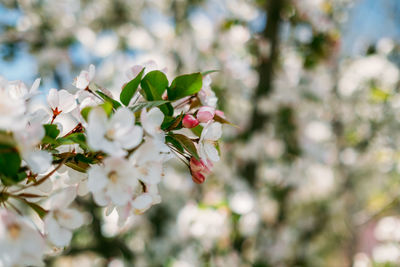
left=0, top=63, right=227, bottom=266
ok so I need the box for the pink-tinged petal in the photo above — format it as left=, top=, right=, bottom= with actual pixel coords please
left=197, top=106, right=215, bottom=123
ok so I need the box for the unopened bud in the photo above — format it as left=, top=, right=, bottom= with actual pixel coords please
left=196, top=106, right=215, bottom=123
left=182, top=114, right=199, bottom=128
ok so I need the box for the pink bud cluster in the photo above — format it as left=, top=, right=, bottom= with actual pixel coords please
left=182, top=106, right=225, bottom=129
left=189, top=157, right=213, bottom=184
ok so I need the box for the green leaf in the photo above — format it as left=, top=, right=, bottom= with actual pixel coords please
left=80, top=106, right=92, bottom=122
left=201, top=70, right=219, bottom=76
left=0, top=132, right=16, bottom=147
left=140, top=71, right=172, bottom=115
left=214, top=114, right=237, bottom=127
left=191, top=125, right=203, bottom=137
left=120, top=68, right=145, bottom=106
left=130, top=100, right=170, bottom=113
left=64, top=161, right=89, bottom=173
left=167, top=73, right=203, bottom=101
left=0, top=171, right=26, bottom=186
left=169, top=133, right=199, bottom=160
left=96, top=90, right=122, bottom=109
left=162, top=113, right=184, bottom=131
left=140, top=70, right=168, bottom=101
left=165, top=135, right=184, bottom=153
left=0, top=147, right=21, bottom=178
left=23, top=200, right=48, bottom=219
left=57, top=133, right=88, bottom=151
left=43, top=124, right=60, bottom=139
left=100, top=102, right=113, bottom=116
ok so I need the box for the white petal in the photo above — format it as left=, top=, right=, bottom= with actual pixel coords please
left=30, top=78, right=41, bottom=94
left=47, top=88, right=59, bottom=109
left=57, top=208, right=84, bottom=230
left=141, top=108, right=163, bottom=136
left=204, top=142, right=220, bottom=162
left=24, top=150, right=52, bottom=174
left=87, top=165, right=108, bottom=193
left=87, top=108, right=107, bottom=150
left=132, top=194, right=153, bottom=214
left=77, top=180, right=89, bottom=196
left=110, top=107, right=134, bottom=131
left=58, top=90, right=77, bottom=113
left=45, top=215, right=72, bottom=247
left=106, top=183, right=130, bottom=206
left=88, top=64, right=95, bottom=80
left=204, top=122, right=222, bottom=141
left=93, top=190, right=109, bottom=206
left=119, top=125, right=143, bottom=150
left=48, top=187, right=77, bottom=210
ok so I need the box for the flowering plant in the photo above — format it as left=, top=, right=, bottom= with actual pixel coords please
left=0, top=63, right=227, bottom=266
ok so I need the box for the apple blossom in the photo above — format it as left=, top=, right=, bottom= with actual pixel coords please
left=0, top=62, right=227, bottom=265
left=73, top=64, right=95, bottom=90
left=197, top=75, right=217, bottom=108
left=44, top=187, right=84, bottom=247
left=87, top=156, right=141, bottom=206
left=198, top=122, right=222, bottom=163
left=86, top=107, right=143, bottom=156
left=0, top=208, right=45, bottom=267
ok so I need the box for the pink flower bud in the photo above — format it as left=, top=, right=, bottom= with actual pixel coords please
left=215, top=110, right=225, bottom=118
left=182, top=114, right=199, bottom=128
left=190, top=157, right=212, bottom=184
left=192, top=171, right=205, bottom=184
left=196, top=106, right=215, bottom=123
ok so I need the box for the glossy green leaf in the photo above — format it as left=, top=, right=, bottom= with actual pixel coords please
left=120, top=68, right=145, bottom=106
left=140, top=70, right=168, bottom=101
left=167, top=73, right=202, bottom=101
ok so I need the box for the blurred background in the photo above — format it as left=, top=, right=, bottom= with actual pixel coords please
left=1, top=0, right=400, bottom=266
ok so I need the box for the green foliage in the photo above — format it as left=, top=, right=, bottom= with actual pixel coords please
left=167, top=133, right=199, bottom=159
left=167, top=73, right=203, bottom=101
left=96, top=90, right=122, bottom=109
left=140, top=71, right=173, bottom=115
left=129, top=100, right=170, bottom=113
left=120, top=68, right=145, bottom=106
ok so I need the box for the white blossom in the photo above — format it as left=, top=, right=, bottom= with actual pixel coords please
left=44, top=187, right=84, bottom=247
left=198, top=75, right=217, bottom=108
left=73, top=64, right=95, bottom=90
left=198, top=122, right=222, bottom=162
left=87, top=156, right=141, bottom=206
left=47, top=88, right=77, bottom=114
left=0, top=208, right=45, bottom=267
left=86, top=107, right=143, bottom=156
